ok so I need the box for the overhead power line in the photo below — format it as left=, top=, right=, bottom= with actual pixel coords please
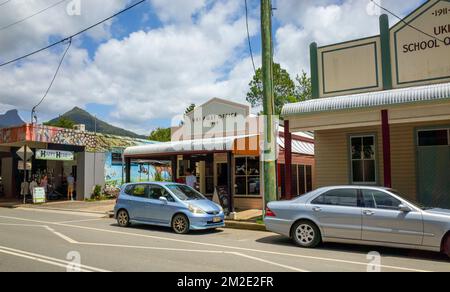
left=0, top=0, right=68, bottom=32
left=31, top=38, right=72, bottom=122
left=244, top=0, right=257, bottom=75
left=0, top=0, right=12, bottom=8
left=370, top=0, right=445, bottom=44
left=0, top=0, right=147, bottom=68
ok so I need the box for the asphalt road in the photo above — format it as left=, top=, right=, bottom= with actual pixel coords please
left=0, top=207, right=449, bottom=272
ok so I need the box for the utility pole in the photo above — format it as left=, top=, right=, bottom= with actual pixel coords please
left=261, top=0, right=277, bottom=207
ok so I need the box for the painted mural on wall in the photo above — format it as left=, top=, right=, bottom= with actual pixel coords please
left=32, top=125, right=96, bottom=149
left=0, top=125, right=29, bottom=144
left=104, top=152, right=172, bottom=187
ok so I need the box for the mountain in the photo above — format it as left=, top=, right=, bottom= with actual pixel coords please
left=47, top=107, right=147, bottom=139
left=0, top=109, right=25, bottom=128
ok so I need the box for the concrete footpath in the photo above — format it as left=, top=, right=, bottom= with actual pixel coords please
left=0, top=200, right=266, bottom=231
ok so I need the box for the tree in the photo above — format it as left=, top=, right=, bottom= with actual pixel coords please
left=149, top=127, right=171, bottom=142
left=246, top=63, right=297, bottom=116
left=294, top=70, right=312, bottom=102
left=185, top=104, right=196, bottom=115
left=246, top=64, right=313, bottom=116
left=44, top=116, right=75, bottom=129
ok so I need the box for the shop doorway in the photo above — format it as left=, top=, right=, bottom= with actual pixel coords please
left=217, top=162, right=228, bottom=187
left=417, top=128, right=450, bottom=209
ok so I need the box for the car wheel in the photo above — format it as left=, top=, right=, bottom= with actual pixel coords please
left=117, top=210, right=130, bottom=227
left=172, top=214, right=190, bottom=234
left=292, top=220, right=321, bottom=248
left=443, top=234, right=450, bottom=259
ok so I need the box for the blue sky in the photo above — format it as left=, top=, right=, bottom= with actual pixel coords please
left=0, top=0, right=427, bottom=134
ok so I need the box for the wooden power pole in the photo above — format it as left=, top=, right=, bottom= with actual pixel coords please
left=261, top=0, right=277, bottom=207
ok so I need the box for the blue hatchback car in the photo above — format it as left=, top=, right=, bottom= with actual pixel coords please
left=114, top=182, right=225, bottom=234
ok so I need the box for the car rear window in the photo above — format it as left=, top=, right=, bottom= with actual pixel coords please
left=311, top=189, right=358, bottom=207
left=123, top=184, right=134, bottom=195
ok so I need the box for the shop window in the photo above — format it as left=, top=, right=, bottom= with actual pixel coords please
left=291, top=164, right=313, bottom=196
left=234, top=156, right=260, bottom=196
left=111, top=152, right=123, bottom=165
left=298, top=165, right=305, bottom=195
left=350, top=135, right=376, bottom=184
left=292, top=165, right=299, bottom=195
left=418, top=129, right=449, bottom=146
left=306, top=165, right=313, bottom=192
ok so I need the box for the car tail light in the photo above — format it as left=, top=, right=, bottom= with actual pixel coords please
left=265, top=207, right=276, bottom=217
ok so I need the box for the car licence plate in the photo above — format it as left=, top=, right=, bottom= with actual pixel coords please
left=213, top=217, right=222, bottom=223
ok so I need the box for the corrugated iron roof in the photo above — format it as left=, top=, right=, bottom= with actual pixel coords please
left=125, top=134, right=315, bottom=157
left=282, top=82, right=450, bottom=117
left=277, top=137, right=315, bottom=156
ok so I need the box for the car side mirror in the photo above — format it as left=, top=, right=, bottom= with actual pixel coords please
left=159, top=197, right=168, bottom=204
left=399, top=204, right=412, bottom=212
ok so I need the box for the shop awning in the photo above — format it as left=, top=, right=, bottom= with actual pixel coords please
left=124, top=135, right=260, bottom=158
left=282, top=82, right=450, bottom=117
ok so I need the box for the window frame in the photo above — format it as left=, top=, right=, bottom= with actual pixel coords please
left=361, top=189, right=404, bottom=211
left=417, top=128, right=450, bottom=147
left=348, top=134, right=378, bottom=185
left=291, top=164, right=313, bottom=196
left=130, top=184, right=149, bottom=199
left=234, top=156, right=261, bottom=197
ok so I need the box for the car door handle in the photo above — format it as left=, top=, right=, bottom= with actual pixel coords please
left=312, top=207, right=322, bottom=212
left=363, top=210, right=375, bottom=216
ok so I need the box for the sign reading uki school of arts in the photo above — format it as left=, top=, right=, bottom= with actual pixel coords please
left=313, top=0, right=450, bottom=98
left=391, top=0, right=450, bottom=87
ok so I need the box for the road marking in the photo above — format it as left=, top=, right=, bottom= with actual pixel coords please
left=56, top=218, right=103, bottom=224
left=15, top=207, right=105, bottom=218
left=78, top=242, right=309, bottom=272
left=0, top=220, right=307, bottom=272
left=0, top=215, right=433, bottom=272
left=45, top=226, right=79, bottom=244
left=0, top=223, right=78, bottom=244
left=0, top=245, right=109, bottom=272
left=230, top=252, right=308, bottom=272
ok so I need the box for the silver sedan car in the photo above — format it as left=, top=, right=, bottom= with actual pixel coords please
left=265, top=186, right=450, bottom=258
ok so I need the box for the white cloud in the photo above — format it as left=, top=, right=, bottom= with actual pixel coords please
left=0, top=0, right=258, bottom=134
left=274, top=0, right=425, bottom=76
left=0, top=0, right=426, bottom=135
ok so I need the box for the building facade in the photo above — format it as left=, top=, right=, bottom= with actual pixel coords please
left=124, top=98, right=315, bottom=212
left=0, top=123, right=154, bottom=201
left=282, top=0, right=450, bottom=208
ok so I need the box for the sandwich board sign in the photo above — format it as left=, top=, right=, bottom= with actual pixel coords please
left=33, top=187, right=46, bottom=204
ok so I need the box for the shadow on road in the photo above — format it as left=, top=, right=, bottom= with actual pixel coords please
left=256, top=234, right=449, bottom=263
left=109, top=223, right=224, bottom=236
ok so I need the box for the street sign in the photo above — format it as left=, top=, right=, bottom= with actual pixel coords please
left=33, top=187, right=46, bottom=204
left=18, top=161, right=32, bottom=171
left=16, top=146, right=34, bottom=161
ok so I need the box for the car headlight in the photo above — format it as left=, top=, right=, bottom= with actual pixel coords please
left=188, top=204, right=206, bottom=214
left=218, top=205, right=224, bottom=213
